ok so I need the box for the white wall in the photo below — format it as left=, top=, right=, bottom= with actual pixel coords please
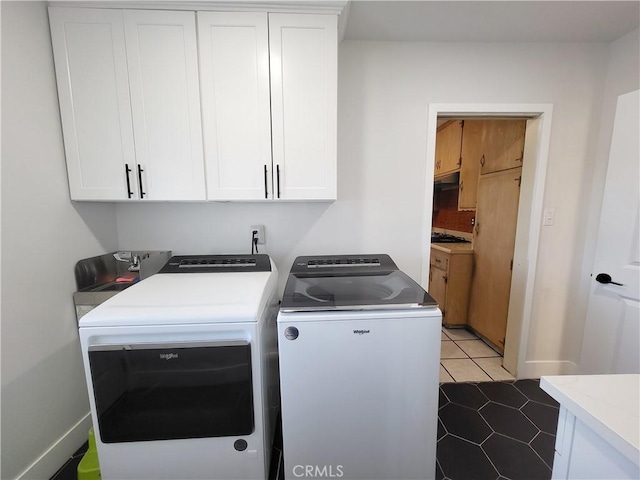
left=118, top=39, right=610, bottom=371
left=1, top=3, right=119, bottom=478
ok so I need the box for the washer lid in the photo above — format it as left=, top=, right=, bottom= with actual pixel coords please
left=280, top=269, right=437, bottom=312
left=79, top=268, right=277, bottom=327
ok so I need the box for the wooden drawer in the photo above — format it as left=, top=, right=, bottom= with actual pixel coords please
left=430, top=249, right=449, bottom=270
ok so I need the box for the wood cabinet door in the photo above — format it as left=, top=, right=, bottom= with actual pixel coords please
left=49, top=7, right=136, bottom=200
left=458, top=120, right=483, bottom=210
left=429, top=265, right=448, bottom=317
left=198, top=12, right=272, bottom=201
left=124, top=10, right=205, bottom=200
left=468, top=168, right=523, bottom=350
left=480, top=120, right=526, bottom=175
left=269, top=13, right=337, bottom=200
left=435, top=120, right=463, bottom=176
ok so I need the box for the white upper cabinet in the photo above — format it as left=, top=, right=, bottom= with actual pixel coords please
left=49, top=8, right=137, bottom=200
left=269, top=14, right=337, bottom=200
left=49, top=8, right=205, bottom=201
left=50, top=7, right=338, bottom=202
left=198, top=12, right=272, bottom=200
left=198, top=11, right=337, bottom=201
left=124, top=10, right=205, bottom=201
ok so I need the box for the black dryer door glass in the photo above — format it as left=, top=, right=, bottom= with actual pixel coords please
left=88, top=341, right=253, bottom=443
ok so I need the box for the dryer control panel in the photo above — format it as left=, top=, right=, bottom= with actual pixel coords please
left=159, top=254, right=271, bottom=273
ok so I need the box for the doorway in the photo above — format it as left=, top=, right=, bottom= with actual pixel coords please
left=421, top=103, right=553, bottom=377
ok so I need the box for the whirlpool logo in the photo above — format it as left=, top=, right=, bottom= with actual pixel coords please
left=159, top=353, right=179, bottom=360
left=293, top=465, right=344, bottom=478
left=353, top=329, right=370, bottom=335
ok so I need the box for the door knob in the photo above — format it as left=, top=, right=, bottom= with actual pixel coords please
left=595, top=273, right=624, bottom=286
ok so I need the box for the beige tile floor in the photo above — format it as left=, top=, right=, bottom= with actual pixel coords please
left=440, top=327, right=515, bottom=382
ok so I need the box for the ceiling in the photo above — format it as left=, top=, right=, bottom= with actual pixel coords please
left=343, top=1, right=640, bottom=43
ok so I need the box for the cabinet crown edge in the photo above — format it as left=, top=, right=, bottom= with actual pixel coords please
left=47, top=1, right=348, bottom=15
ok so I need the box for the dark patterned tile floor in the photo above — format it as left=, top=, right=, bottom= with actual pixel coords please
left=437, top=379, right=560, bottom=480
left=52, top=380, right=557, bottom=480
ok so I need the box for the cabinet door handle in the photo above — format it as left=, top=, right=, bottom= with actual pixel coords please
left=137, top=165, right=145, bottom=199
left=459, top=180, right=464, bottom=191
left=264, top=165, right=269, bottom=199
left=276, top=164, right=281, bottom=199
left=124, top=163, right=133, bottom=199
left=475, top=223, right=480, bottom=235
left=480, top=155, right=486, bottom=167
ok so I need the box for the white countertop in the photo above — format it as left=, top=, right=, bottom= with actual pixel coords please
left=540, top=374, right=640, bottom=466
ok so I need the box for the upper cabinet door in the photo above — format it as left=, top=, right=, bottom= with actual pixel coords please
left=49, top=8, right=137, bottom=200
left=435, top=120, right=463, bottom=177
left=458, top=120, right=483, bottom=210
left=269, top=14, right=337, bottom=200
left=124, top=10, right=205, bottom=200
left=198, top=12, right=272, bottom=201
left=480, top=120, right=526, bottom=175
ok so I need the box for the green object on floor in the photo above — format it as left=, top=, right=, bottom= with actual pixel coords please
left=77, top=428, right=101, bottom=480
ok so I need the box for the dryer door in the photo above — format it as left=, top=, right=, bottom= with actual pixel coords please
left=88, top=340, right=254, bottom=443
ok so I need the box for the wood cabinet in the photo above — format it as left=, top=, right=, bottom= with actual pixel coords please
left=479, top=119, right=526, bottom=175
left=458, top=120, right=483, bottom=210
left=468, top=167, right=522, bottom=350
left=49, top=7, right=205, bottom=201
left=429, top=245, right=474, bottom=327
left=434, top=120, right=463, bottom=177
left=199, top=12, right=337, bottom=201
left=456, top=119, right=526, bottom=210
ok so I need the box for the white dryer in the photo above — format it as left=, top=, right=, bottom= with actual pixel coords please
left=277, top=255, right=442, bottom=480
left=78, top=255, right=279, bottom=480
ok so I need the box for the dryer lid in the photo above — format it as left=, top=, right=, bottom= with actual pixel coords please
left=79, top=266, right=277, bottom=327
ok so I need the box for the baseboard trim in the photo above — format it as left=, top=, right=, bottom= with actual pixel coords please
left=17, top=412, right=92, bottom=480
left=518, top=360, right=579, bottom=379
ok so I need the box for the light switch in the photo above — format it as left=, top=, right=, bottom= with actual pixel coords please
left=543, top=208, right=555, bottom=226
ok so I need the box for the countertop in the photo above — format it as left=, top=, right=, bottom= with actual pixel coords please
left=431, top=242, right=474, bottom=254
left=540, top=374, right=640, bottom=466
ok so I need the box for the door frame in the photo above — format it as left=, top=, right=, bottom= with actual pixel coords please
left=421, top=103, right=553, bottom=377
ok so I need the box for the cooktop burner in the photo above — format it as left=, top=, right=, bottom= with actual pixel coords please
left=431, top=233, right=471, bottom=243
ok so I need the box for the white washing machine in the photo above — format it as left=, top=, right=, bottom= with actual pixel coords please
left=78, top=255, right=279, bottom=480
left=277, top=255, right=442, bottom=480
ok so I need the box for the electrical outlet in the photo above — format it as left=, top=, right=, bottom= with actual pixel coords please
left=250, top=225, right=265, bottom=245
